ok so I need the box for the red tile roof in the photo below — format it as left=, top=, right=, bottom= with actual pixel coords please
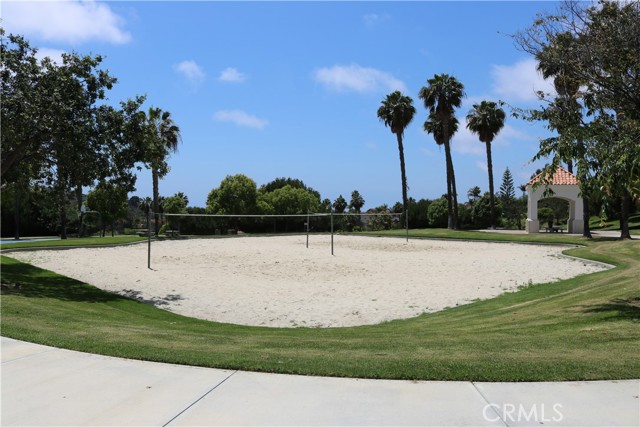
left=527, top=166, right=579, bottom=186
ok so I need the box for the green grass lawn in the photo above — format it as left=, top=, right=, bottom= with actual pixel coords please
left=1, top=231, right=638, bottom=381
left=0, top=235, right=146, bottom=250
left=589, top=212, right=640, bottom=234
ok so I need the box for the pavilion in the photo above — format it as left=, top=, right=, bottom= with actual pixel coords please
left=525, top=166, right=583, bottom=234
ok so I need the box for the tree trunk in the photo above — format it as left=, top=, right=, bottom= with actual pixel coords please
left=396, top=133, right=409, bottom=228
left=583, top=196, right=592, bottom=238
left=450, top=158, right=459, bottom=230
left=443, top=141, right=454, bottom=229
left=567, top=160, right=573, bottom=174
left=446, top=172, right=453, bottom=229
left=152, top=168, right=160, bottom=236
left=444, top=140, right=458, bottom=229
left=486, top=141, right=496, bottom=229
left=75, top=185, right=83, bottom=211
left=59, top=190, right=68, bottom=240
left=619, top=189, right=632, bottom=239
left=13, top=183, right=21, bottom=240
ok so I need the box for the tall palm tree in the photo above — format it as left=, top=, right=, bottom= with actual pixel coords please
left=466, top=100, right=506, bottom=229
left=144, top=107, right=181, bottom=235
left=377, top=91, right=416, bottom=230
left=419, top=74, right=465, bottom=229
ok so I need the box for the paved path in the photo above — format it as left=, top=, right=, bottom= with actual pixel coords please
left=2, top=337, right=638, bottom=426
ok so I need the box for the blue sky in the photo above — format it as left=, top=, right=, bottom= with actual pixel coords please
left=4, top=1, right=559, bottom=210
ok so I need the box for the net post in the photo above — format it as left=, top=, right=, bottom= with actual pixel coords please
left=147, top=209, right=152, bottom=269
left=330, top=211, right=334, bottom=256
left=306, top=211, right=309, bottom=248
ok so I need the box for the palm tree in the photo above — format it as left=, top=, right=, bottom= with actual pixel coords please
left=349, top=190, right=365, bottom=213
left=466, top=100, right=506, bottom=229
left=377, top=91, right=416, bottom=230
left=419, top=74, right=465, bottom=229
left=144, top=107, right=181, bottom=235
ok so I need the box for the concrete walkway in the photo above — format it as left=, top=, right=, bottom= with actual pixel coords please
left=2, top=337, right=638, bottom=426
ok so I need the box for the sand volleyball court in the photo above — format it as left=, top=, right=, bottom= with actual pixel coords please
left=9, top=235, right=608, bottom=327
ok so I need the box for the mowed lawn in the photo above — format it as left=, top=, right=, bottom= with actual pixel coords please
left=1, top=231, right=639, bottom=381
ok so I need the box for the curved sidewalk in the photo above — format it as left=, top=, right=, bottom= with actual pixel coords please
left=2, top=337, right=638, bottom=426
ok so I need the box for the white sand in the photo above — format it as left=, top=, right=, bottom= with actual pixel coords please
left=8, top=235, right=608, bottom=328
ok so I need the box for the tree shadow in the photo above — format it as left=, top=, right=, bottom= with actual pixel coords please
left=120, top=289, right=183, bottom=307
left=582, top=297, right=640, bottom=321
left=1, top=260, right=125, bottom=303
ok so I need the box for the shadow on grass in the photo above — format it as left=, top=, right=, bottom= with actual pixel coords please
left=0, top=260, right=124, bottom=304
left=583, top=297, right=640, bottom=321
left=121, top=289, right=184, bottom=307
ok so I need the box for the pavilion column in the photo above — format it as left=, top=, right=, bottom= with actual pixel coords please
left=568, top=191, right=584, bottom=234
left=526, top=187, right=540, bottom=233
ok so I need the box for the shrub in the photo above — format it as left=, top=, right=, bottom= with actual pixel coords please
left=427, top=198, right=448, bottom=228
left=472, top=193, right=503, bottom=229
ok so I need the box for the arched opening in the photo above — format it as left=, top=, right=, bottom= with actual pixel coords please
left=537, top=197, right=571, bottom=232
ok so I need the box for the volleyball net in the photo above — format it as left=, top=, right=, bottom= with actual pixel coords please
left=156, top=211, right=404, bottom=235
left=144, top=211, right=405, bottom=268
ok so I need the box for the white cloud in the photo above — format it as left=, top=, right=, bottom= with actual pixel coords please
left=3, top=1, right=131, bottom=44
left=452, top=126, right=485, bottom=155
left=219, top=67, right=247, bottom=83
left=366, top=142, right=378, bottom=151
left=476, top=161, right=488, bottom=173
left=453, top=123, right=532, bottom=156
left=174, top=60, right=205, bottom=84
left=313, top=64, right=407, bottom=94
left=491, top=58, right=555, bottom=102
left=363, top=13, right=389, bottom=28
left=213, top=110, right=269, bottom=130
left=35, top=47, right=66, bottom=65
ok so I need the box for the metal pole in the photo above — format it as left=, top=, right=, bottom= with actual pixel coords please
left=306, top=211, right=310, bottom=248
left=147, top=209, right=151, bottom=269
left=330, top=211, right=334, bottom=256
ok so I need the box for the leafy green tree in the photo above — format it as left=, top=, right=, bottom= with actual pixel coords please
left=259, top=177, right=321, bottom=200
left=515, top=0, right=639, bottom=238
left=377, top=90, right=416, bottom=227
left=207, top=174, right=258, bottom=214
left=427, top=197, right=449, bottom=228
left=407, top=198, right=431, bottom=229
left=466, top=100, right=506, bottom=229
left=36, top=51, right=120, bottom=239
left=367, top=205, right=395, bottom=231
left=0, top=29, right=47, bottom=190
left=472, top=193, right=504, bottom=229
left=537, top=207, right=555, bottom=229
left=207, top=174, right=258, bottom=230
left=263, top=185, right=320, bottom=214
left=162, top=192, right=189, bottom=231
left=143, top=107, right=182, bottom=235
left=419, top=74, right=465, bottom=229
left=333, top=195, right=347, bottom=213
left=86, top=182, right=128, bottom=237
